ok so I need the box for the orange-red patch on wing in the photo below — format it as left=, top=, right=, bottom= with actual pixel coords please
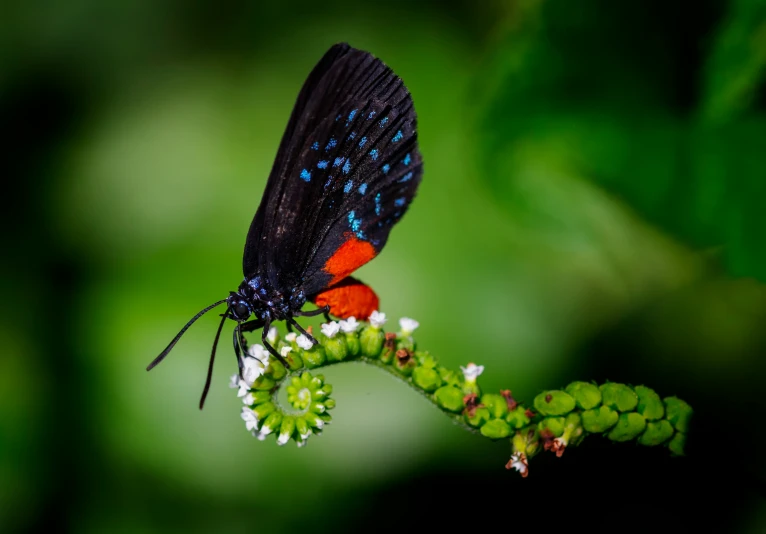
left=323, top=234, right=377, bottom=286
left=312, top=278, right=379, bottom=320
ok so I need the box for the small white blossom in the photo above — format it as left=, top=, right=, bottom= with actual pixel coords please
left=285, top=332, right=297, bottom=343
left=277, top=432, right=290, bottom=446
left=280, top=346, right=293, bottom=358
left=237, top=379, right=251, bottom=398
left=257, top=425, right=273, bottom=441
left=243, top=392, right=254, bottom=405
left=299, top=429, right=311, bottom=440
left=296, top=334, right=313, bottom=350
left=339, top=317, right=359, bottom=333
left=297, top=439, right=308, bottom=448
left=507, top=452, right=528, bottom=477
left=229, top=374, right=239, bottom=389
left=241, top=407, right=258, bottom=432
left=267, top=326, right=278, bottom=344
left=242, top=356, right=266, bottom=386
left=460, top=362, right=485, bottom=383
left=399, top=317, right=419, bottom=336
left=248, top=343, right=269, bottom=363
left=369, top=310, right=387, bottom=328
left=314, top=419, right=325, bottom=430
left=321, top=321, right=341, bottom=338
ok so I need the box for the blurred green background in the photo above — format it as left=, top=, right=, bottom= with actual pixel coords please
left=3, top=0, right=766, bottom=532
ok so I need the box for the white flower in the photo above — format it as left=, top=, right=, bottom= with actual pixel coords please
left=507, top=452, right=528, bottom=477
left=369, top=310, right=387, bottom=328
left=267, top=326, right=278, bottom=344
left=248, top=343, right=269, bottom=363
left=296, top=438, right=308, bottom=448
left=277, top=432, right=290, bottom=446
left=399, top=317, right=419, bottom=335
left=285, top=332, right=297, bottom=343
left=243, top=392, right=254, bottom=405
left=339, top=317, right=359, bottom=333
left=257, top=425, right=273, bottom=441
left=299, top=429, right=311, bottom=440
left=321, top=321, right=341, bottom=338
left=280, top=346, right=292, bottom=358
left=242, top=356, right=266, bottom=386
left=229, top=374, right=239, bottom=389
left=241, top=407, right=258, bottom=431
left=236, top=379, right=251, bottom=398
left=296, top=334, right=313, bottom=350
left=460, top=362, right=485, bottom=383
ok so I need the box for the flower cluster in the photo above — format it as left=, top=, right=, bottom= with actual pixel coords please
left=230, top=311, right=692, bottom=476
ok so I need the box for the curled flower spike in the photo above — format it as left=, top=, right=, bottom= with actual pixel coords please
left=296, top=334, right=313, bottom=350
left=339, top=317, right=359, bottom=333
left=369, top=310, right=387, bottom=328
left=229, top=311, right=691, bottom=476
left=399, top=317, right=419, bottom=336
left=321, top=322, right=341, bottom=338
left=460, top=362, right=485, bottom=383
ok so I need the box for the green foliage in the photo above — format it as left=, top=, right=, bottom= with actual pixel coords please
left=477, top=0, right=766, bottom=280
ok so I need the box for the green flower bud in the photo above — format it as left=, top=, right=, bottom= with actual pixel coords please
left=253, top=402, right=277, bottom=421
left=563, top=413, right=585, bottom=447
left=252, top=375, right=276, bottom=391
left=415, top=351, right=437, bottom=369
left=345, top=332, right=361, bottom=357
left=481, top=419, right=512, bottom=439
left=437, top=367, right=461, bottom=387
left=607, top=413, right=646, bottom=442
left=512, top=428, right=541, bottom=458
left=360, top=326, right=386, bottom=357
left=323, top=335, right=348, bottom=362
left=301, top=346, right=326, bottom=369
left=303, top=412, right=325, bottom=430
left=318, top=413, right=332, bottom=424
left=259, top=411, right=283, bottom=439
left=538, top=417, right=565, bottom=437
left=412, top=367, right=443, bottom=392
left=277, top=416, right=296, bottom=446
left=285, top=351, right=304, bottom=371
left=269, top=359, right=287, bottom=380
left=638, top=420, right=674, bottom=446
left=482, top=394, right=509, bottom=419
left=465, top=406, right=491, bottom=428
left=664, top=397, right=693, bottom=433
left=505, top=407, right=531, bottom=429
left=600, top=383, right=638, bottom=412
left=320, top=384, right=333, bottom=396
left=250, top=390, right=272, bottom=405
left=635, top=386, right=664, bottom=421
left=379, top=333, right=397, bottom=364
left=324, top=398, right=336, bottom=410
left=295, top=417, right=310, bottom=439
left=533, top=390, right=576, bottom=416
left=581, top=406, right=619, bottom=433
left=393, top=349, right=416, bottom=376
left=565, top=381, right=602, bottom=410
left=668, top=431, right=686, bottom=456
left=434, top=386, right=464, bottom=413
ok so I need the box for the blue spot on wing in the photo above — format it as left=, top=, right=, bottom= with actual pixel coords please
left=333, top=157, right=345, bottom=167
left=300, top=169, right=312, bottom=182
left=342, top=160, right=351, bottom=174
left=347, top=211, right=365, bottom=239
left=367, top=111, right=376, bottom=120
left=392, top=130, right=403, bottom=142
left=358, top=136, right=367, bottom=148
left=358, top=183, right=367, bottom=194
left=399, top=171, right=413, bottom=182
left=348, top=131, right=356, bottom=140
left=382, top=164, right=390, bottom=174
left=346, top=109, right=357, bottom=126
left=311, top=142, right=319, bottom=150
left=403, top=153, right=411, bottom=165
left=325, top=138, right=337, bottom=151
left=344, top=180, right=353, bottom=193
left=369, top=149, right=379, bottom=160
left=394, top=197, right=406, bottom=207
left=379, top=117, right=388, bottom=127
left=317, top=160, right=329, bottom=169
left=374, top=193, right=382, bottom=215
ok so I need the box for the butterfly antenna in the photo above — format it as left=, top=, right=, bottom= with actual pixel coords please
left=199, top=307, right=230, bottom=410
left=146, top=299, right=228, bottom=371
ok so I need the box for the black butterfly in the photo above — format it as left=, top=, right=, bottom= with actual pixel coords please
left=147, top=43, right=423, bottom=408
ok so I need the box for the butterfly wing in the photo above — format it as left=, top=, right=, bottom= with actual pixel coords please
left=243, top=43, right=422, bottom=297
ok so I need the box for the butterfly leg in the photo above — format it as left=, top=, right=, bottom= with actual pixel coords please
left=286, top=316, right=319, bottom=346
left=232, top=325, right=245, bottom=379
left=256, top=320, right=290, bottom=368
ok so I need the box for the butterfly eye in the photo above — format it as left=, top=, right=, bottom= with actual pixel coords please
left=234, top=302, right=250, bottom=319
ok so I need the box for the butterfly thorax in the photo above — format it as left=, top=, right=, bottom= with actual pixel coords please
left=227, top=275, right=306, bottom=323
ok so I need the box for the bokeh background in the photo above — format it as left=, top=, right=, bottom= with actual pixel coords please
left=3, top=0, right=766, bottom=531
